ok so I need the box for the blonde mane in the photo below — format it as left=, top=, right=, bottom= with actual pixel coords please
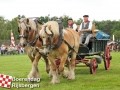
left=19, top=18, right=38, bottom=31
left=45, top=21, right=59, bottom=36
left=27, top=19, right=37, bottom=30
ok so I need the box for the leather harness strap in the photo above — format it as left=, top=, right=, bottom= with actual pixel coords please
left=28, top=32, right=39, bottom=46
left=27, top=19, right=42, bottom=46
left=49, top=20, right=64, bottom=49
left=50, top=21, right=76, bottom=53
left=62, top=30, right=77, bottom=53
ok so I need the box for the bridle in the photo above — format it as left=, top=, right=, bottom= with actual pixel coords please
left=44, top=25, right=54, bottom=37
left=42, top=22, right=63, bottom=51
left=18, top=20, right=31, bottom=39
left=18, top=19, right=39, bottom=46
left=42, top=26, right=54, bottom=49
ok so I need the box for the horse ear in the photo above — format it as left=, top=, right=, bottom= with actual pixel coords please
left=26, top=18, right=29, bottom=24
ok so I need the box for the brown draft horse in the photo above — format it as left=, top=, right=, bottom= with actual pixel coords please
left=39, top=21, right=80, bottom=84
left=17, top=18, right=50, bottom=80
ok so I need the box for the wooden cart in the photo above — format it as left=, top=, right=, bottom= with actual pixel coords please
left=76, top=39, right=112, bottom=74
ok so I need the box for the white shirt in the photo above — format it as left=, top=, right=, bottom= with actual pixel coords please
left=79, top=21, right=93, bottom=31
left=73, top=23, right=77, bottom=31
left=68, top=23, right=77, bottom=31
left=1, top=46, right=6, bottom=50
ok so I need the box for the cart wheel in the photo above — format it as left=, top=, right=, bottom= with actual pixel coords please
left=104, top=46, right=111, bottom=70
left=90, top=58, right=97, bottom=74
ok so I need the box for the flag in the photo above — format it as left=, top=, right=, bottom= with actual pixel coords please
left=0, top=74, right=12, bottom=89
left=10, top=30, right=15, bottom=47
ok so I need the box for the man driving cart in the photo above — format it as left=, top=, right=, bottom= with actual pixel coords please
left=78, top=15, right=93, bottom=46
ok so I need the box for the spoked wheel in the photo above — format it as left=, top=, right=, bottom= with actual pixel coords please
left=104, top=46, right=111, bottom=70
left=90, top=58, right=97, bottom=74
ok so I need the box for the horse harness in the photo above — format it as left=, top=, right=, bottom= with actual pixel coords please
left=18, top=19, right=42, bottom=46
left=44, top=20, right=76, bottom=54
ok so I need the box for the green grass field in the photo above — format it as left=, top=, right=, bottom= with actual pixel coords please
left=0, top=52, right=120, bottom=90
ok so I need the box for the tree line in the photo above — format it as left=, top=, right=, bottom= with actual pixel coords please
left=0, top=15, right=120, bottom=41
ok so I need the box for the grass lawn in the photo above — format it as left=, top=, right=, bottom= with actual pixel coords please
left=0, top=52, right=120, bottom=90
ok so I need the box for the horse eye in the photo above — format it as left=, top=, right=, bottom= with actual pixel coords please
left=29, top=27, right=31, bottom=31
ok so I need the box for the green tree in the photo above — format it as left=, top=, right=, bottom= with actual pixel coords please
left=1, top=15, right=120, bottom=42
left=76, top=18, right=83, bottom=25
left=113, top=30, right=120, bottom=41
left=60, top=15, right=70, bottom=28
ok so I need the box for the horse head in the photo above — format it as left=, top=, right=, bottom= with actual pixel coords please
left=17, top=18, right=42, bottom=47
left=39, top=21, right=59, bottom=54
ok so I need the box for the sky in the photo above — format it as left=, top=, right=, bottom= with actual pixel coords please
left=0, top=0, right=120, bottom=21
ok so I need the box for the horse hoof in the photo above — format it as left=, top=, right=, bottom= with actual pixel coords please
left=48, top=73, right=52, bottom=78
left=67, top=77, right=75, bottom=80
left=50, top=80, right=60, bottom=84
left=67, top=75, right=75, bottom=80
left=62, top=70, right=69, bottom=78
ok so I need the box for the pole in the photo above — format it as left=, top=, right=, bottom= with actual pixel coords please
left=113, top=35, right=115, bottom=41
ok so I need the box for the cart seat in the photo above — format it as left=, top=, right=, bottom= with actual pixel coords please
left=76, top=46, right=89, bottom=60
left=82, top=37, right=96, bottom=51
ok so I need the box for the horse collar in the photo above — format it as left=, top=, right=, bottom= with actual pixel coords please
left=50, top=21, right=64, bottom=49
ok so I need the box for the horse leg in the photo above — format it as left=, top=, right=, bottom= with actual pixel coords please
left=58, top=54, right=67, bottom=74
left=67, top=52, right=76, bottom=80
left=28, top=52, right=41, bottom=79
left=62, top=57, right=70, bottom=78
left=48, top=56, right=59, bottom=84
left=43, top=55, right=50, bottom=73
left=25, top=46, right=40, bottom=79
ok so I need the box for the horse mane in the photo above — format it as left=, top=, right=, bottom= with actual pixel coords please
left=27, top=19, right=37, bottom=31
left=45, top=21, right=59, bottom=36
left=19, top=18, right=41, bottom=31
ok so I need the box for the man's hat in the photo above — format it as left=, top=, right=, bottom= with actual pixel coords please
left=83, top=15, right=89, bottom=17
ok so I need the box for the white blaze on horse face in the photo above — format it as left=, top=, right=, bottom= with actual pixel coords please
left=19, top=23, right=27, bottom=46
left=39, top=26, right=51, bottom=54
left=20, top=37, right=26, bottom=46
left=42, top=38, right=49, bottom=54
left=42, top=38, right=46, bottom=47
left=39, top=26, right=46, bottom=38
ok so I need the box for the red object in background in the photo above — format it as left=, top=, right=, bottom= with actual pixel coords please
left=10, top=30, right=16, bottom=47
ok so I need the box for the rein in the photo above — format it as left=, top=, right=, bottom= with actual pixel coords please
left=18, top=21, right=30, bottom=39
left=49, top=28, right=77, bottom=53
left=18, top=19, right=42, bottom=46
left=27, top=30, right=40, bottom=46
left=52, top=20, right=63, bottom=49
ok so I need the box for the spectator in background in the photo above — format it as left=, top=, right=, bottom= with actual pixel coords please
left=67, top=18, right=78, bottom=31
left=20, top=47, right=24, bottom=54
left=1, top=44, right=6, bottom=55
